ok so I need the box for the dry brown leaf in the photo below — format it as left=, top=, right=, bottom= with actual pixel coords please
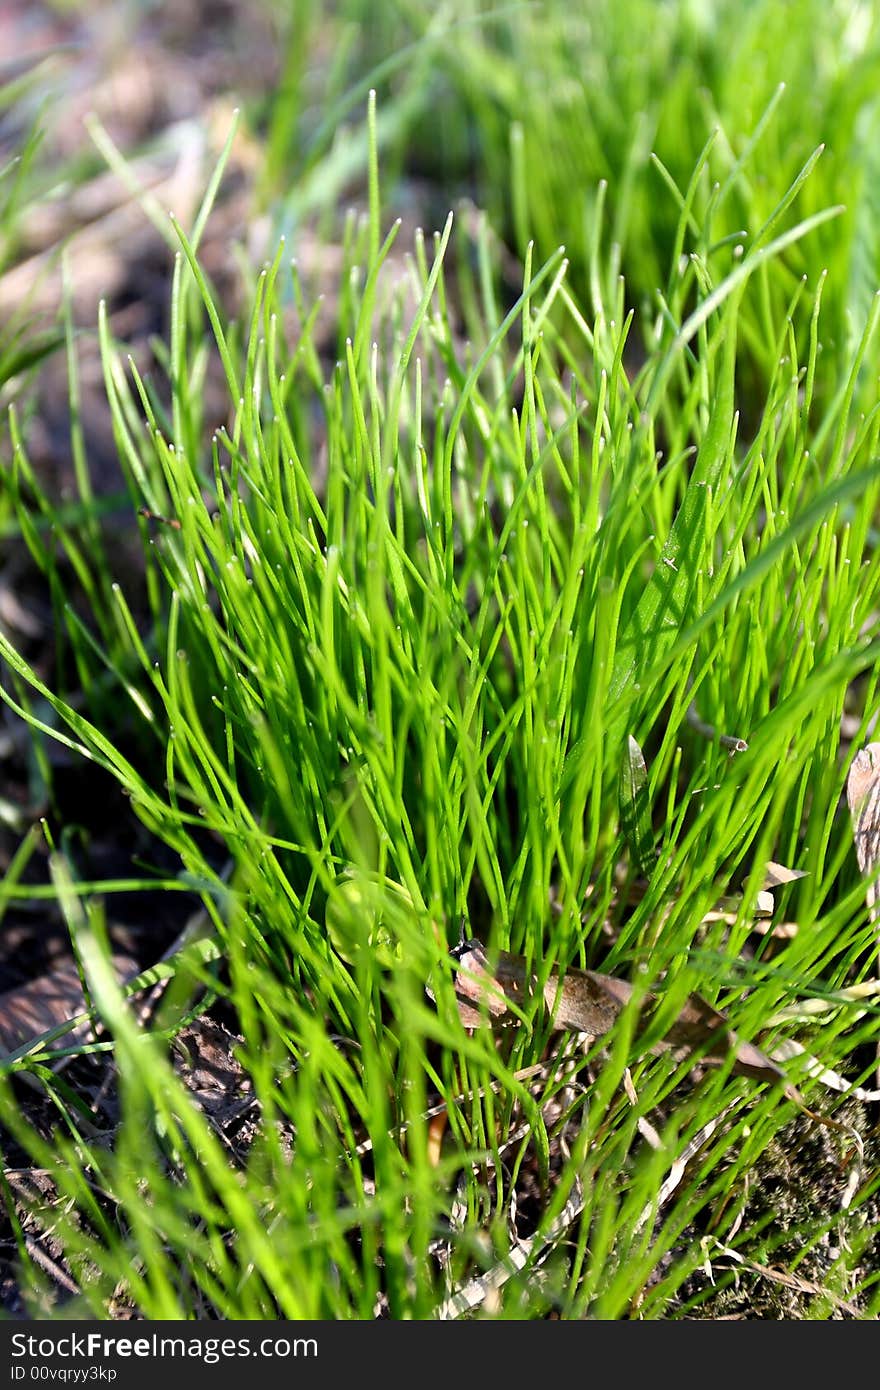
left=447, top=939, right=793, bottom=1094
left=0, top=954, right=137, bottom=1054
left=759, top=861, right=807, bottom=889
left=847, top=741, right=880, bottom=925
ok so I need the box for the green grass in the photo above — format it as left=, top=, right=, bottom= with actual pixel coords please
left=267, top=0, right=880, bottom=411
left=2, top=0, right=880, bottom=1319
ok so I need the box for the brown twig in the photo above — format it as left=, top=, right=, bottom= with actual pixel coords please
left=685, top=692, right=748, bottom=753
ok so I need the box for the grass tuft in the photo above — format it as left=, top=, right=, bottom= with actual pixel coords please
left=2, top=5, right=880, bottom=1318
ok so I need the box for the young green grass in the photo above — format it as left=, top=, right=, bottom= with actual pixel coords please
left=280, top=0, right=880, bottom=422
left=2, top=70, right=880, bottom=1317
